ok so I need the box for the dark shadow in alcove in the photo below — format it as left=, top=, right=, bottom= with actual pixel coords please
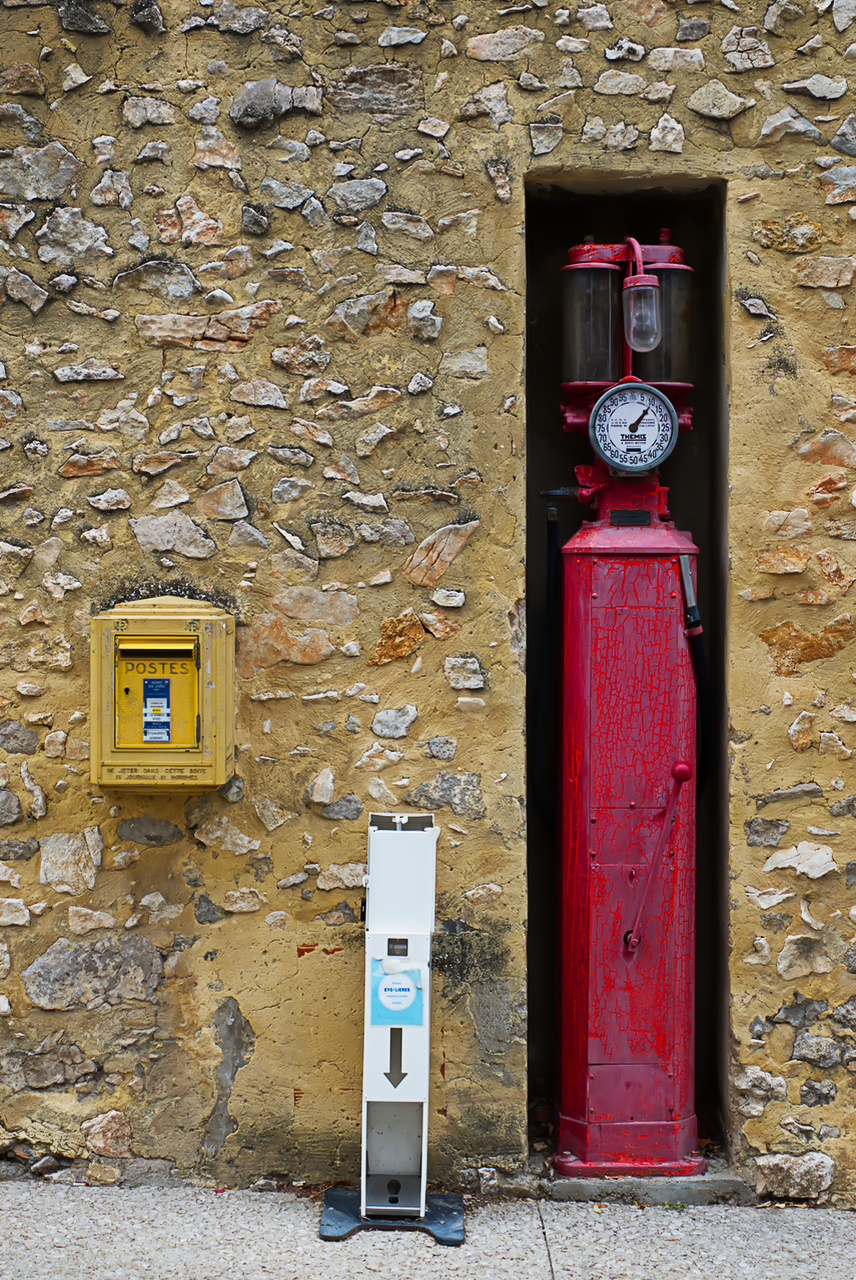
left=524, top=178, right=728, bottom=1153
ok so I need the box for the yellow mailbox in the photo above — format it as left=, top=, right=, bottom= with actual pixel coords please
left=91, top=596, right=235, bottom=792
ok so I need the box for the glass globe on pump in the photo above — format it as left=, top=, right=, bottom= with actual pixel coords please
left=622, top=236, right=662, bottom=353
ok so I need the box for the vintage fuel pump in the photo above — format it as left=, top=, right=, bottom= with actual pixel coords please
left=548, top=232, right=708, bottom=1176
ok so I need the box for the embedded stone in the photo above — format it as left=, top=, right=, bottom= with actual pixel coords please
left=316, top=861, right=366, bottom=889
left=722, top=26, right=775, bottom=72
left=130, top=512, right=216, bottom=559
left=0, top=791, right=23, bottom=826
left=315, top=385, right=401, bottom=420
left=113, top=261, right=201, bottom=302
left=123, top=97, right=176, bottom=128
left=272, top=585, right=359, bottom=626
left=794, top=256, right=856, bottom=288
left=23, top=935, right=162, bottom=1009
left=40, top=829, right=102, bottom=895
left=763, top=508, right=811, bottom=536
left=402, top=520, right=480, bottom=586
left=230, top=378, right=287, bottom=409
left=460, top=83, right=512, bottom=131
left=0, top=722, right=39, bottom=755
left=445, top=655, right=484, bottom=689
left=252, top=796, right=291, bottom=832
left=195, top=817, right=260, bottom=855
left=230, top=78, right=294, bottom=128
left=69, top=907, right=116, bottom=936
left=761, top=614, right=855, bottom=674
left=676, top=16, right=709, bottom=39
left=378, top=26, right=426, bottom=45
left=831, top=114, right=856, bottom=158
left=192, top=127, right=242, bottom=171
left=688, top=80, right=754, bottom=119
left=131, top=0, right=166, bottom=33
left=326, top=64, right=424, bottom=117
left=272, top=477, right=313, bottom=503
left=327, top=178, right=387, bottom=213
left=87, top=489, right=132, bottom=511
left=787, top=710, right=815, bottom=751
left=90, top=170, right=133, bottom=209
left=783, top=75, right=847, bottom=99
left=207, top=446, right=258, bottom=475
left=371, top=704, right=418, bottom=738
left=0, top=104, right=42, bottom=141
left=530, top=123, right=563, bottom=155
left=755, top=545, right=811, bottom=573
left=356, top=519, right=414, bottom=548
left=82, top=1111, right=131, bottom=1157
left=309, top=520, right=355, bottom=558
left=354, top=743, right=404, bottom=771
left=236, top=618, right=334, bottom=674
left=307, top=767, right=335, bottom=805
left=200, top=480, right=248, bottom=521
left=58, top=0, right=110, bottom=33
left=649, top=113, right=684, bottom=152
left=403, top=771, right=486, bottom=819
left=258, top=178, right=314, bottom=210
left=764, top=841, right=838, bottom=878
left=757, top=107, right=824, bottom=145
left=834, top=0, right=856, bottom=29
left=320, top=794, right=363, bottom=821
left=425, top=736, right=457, bottom=760
left=381, top=211, right=434, bottom=240
left=799, top=429, right=856, bottom=464
left=368, top=609, right=424, bottom=666
left=791, top=1032, right=841, bottom=1068
left=117, top=816, right=183, bottom=846
left=606, top=36, right=645, bottom=59
left=0, top=839, right=38, bottom=866
left=0, top=899, right=29, bottom=926
left=135, top=300, right=280, bottom=351
left=35, top=208, right=112, bottom=269
left=819, top=166, right=856, bottom=204
left=271, top=334, right=330, bottom=375
left=577, top=4, right=613, bottom=30
left=466, top=26, right=544, bottom=60
left=0, top=64, right=44, bottom=96
left=648, top=47, right=703, bottom=70
left=0, top=142, right=83, bottom=202
left=594, top=71, right=645, bottom=94
left=776, top=935, right=833, bottom=980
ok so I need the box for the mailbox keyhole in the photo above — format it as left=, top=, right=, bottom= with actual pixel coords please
left=387, top=1177, right=401, bottom=1205
left=123, top=688, right=130, bottom=695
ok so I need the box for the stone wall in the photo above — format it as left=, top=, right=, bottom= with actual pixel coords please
left=1, top=0, right=856, bottom=1203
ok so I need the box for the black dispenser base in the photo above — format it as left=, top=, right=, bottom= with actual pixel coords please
left=319, top=1187, right=464, bottom=1246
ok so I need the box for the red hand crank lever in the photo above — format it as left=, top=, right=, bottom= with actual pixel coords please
left=624, top=762, right=693, bottom=952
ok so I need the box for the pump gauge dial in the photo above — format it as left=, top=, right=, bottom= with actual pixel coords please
left=588, top=383, right=679, bottom=474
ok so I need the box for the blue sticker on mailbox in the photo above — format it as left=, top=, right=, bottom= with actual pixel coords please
left=370, top=960, right=424, bottom=1026
left=143, top=678, right=171, bottom=743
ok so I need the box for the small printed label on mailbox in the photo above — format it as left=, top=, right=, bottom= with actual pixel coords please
left=370, top=959, right=423, bottom=1026
left=142, top=678, right=171, bottom=743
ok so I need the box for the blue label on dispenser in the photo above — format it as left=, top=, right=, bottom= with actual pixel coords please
left=370, top=960, right=424, bottom=1026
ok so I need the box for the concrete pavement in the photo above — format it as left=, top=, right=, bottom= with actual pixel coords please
left=1, top=1183, right=855, bottom=1279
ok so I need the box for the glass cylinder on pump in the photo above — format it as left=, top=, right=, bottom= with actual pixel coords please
left=560, top=262, right=623, bottom=384
left=635, top=264, right=693, bottom=385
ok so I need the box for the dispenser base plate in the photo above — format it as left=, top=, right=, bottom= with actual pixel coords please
left=320, top=1188, right=464, bottom=1246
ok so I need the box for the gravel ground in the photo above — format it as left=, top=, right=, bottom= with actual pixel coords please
left=1, top=1184, right=854, bottom=1279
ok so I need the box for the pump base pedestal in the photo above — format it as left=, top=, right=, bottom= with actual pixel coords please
left=320, top=1188, right=464, bottom=1246
left=554, top=1154, right=706, bottom=1178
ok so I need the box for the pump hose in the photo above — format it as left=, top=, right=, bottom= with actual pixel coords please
left=687, top=630, right=713, bottom=799
left=532, top=504, right=560, bottom=835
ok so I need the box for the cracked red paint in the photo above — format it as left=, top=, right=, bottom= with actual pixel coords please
left=555, top=480, right=703, bottom=1175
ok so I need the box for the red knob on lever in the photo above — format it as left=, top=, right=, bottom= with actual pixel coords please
left=624, top=762, right=693, bottom=952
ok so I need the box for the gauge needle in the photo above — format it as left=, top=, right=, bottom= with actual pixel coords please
left=627, top=407, right=649, bottom=432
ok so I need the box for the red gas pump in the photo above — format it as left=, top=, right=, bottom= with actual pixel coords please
left=551, top=232, right=707, bottom=1176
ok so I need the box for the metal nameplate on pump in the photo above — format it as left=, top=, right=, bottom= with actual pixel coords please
left=610, top=509, right=652, bottom=527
